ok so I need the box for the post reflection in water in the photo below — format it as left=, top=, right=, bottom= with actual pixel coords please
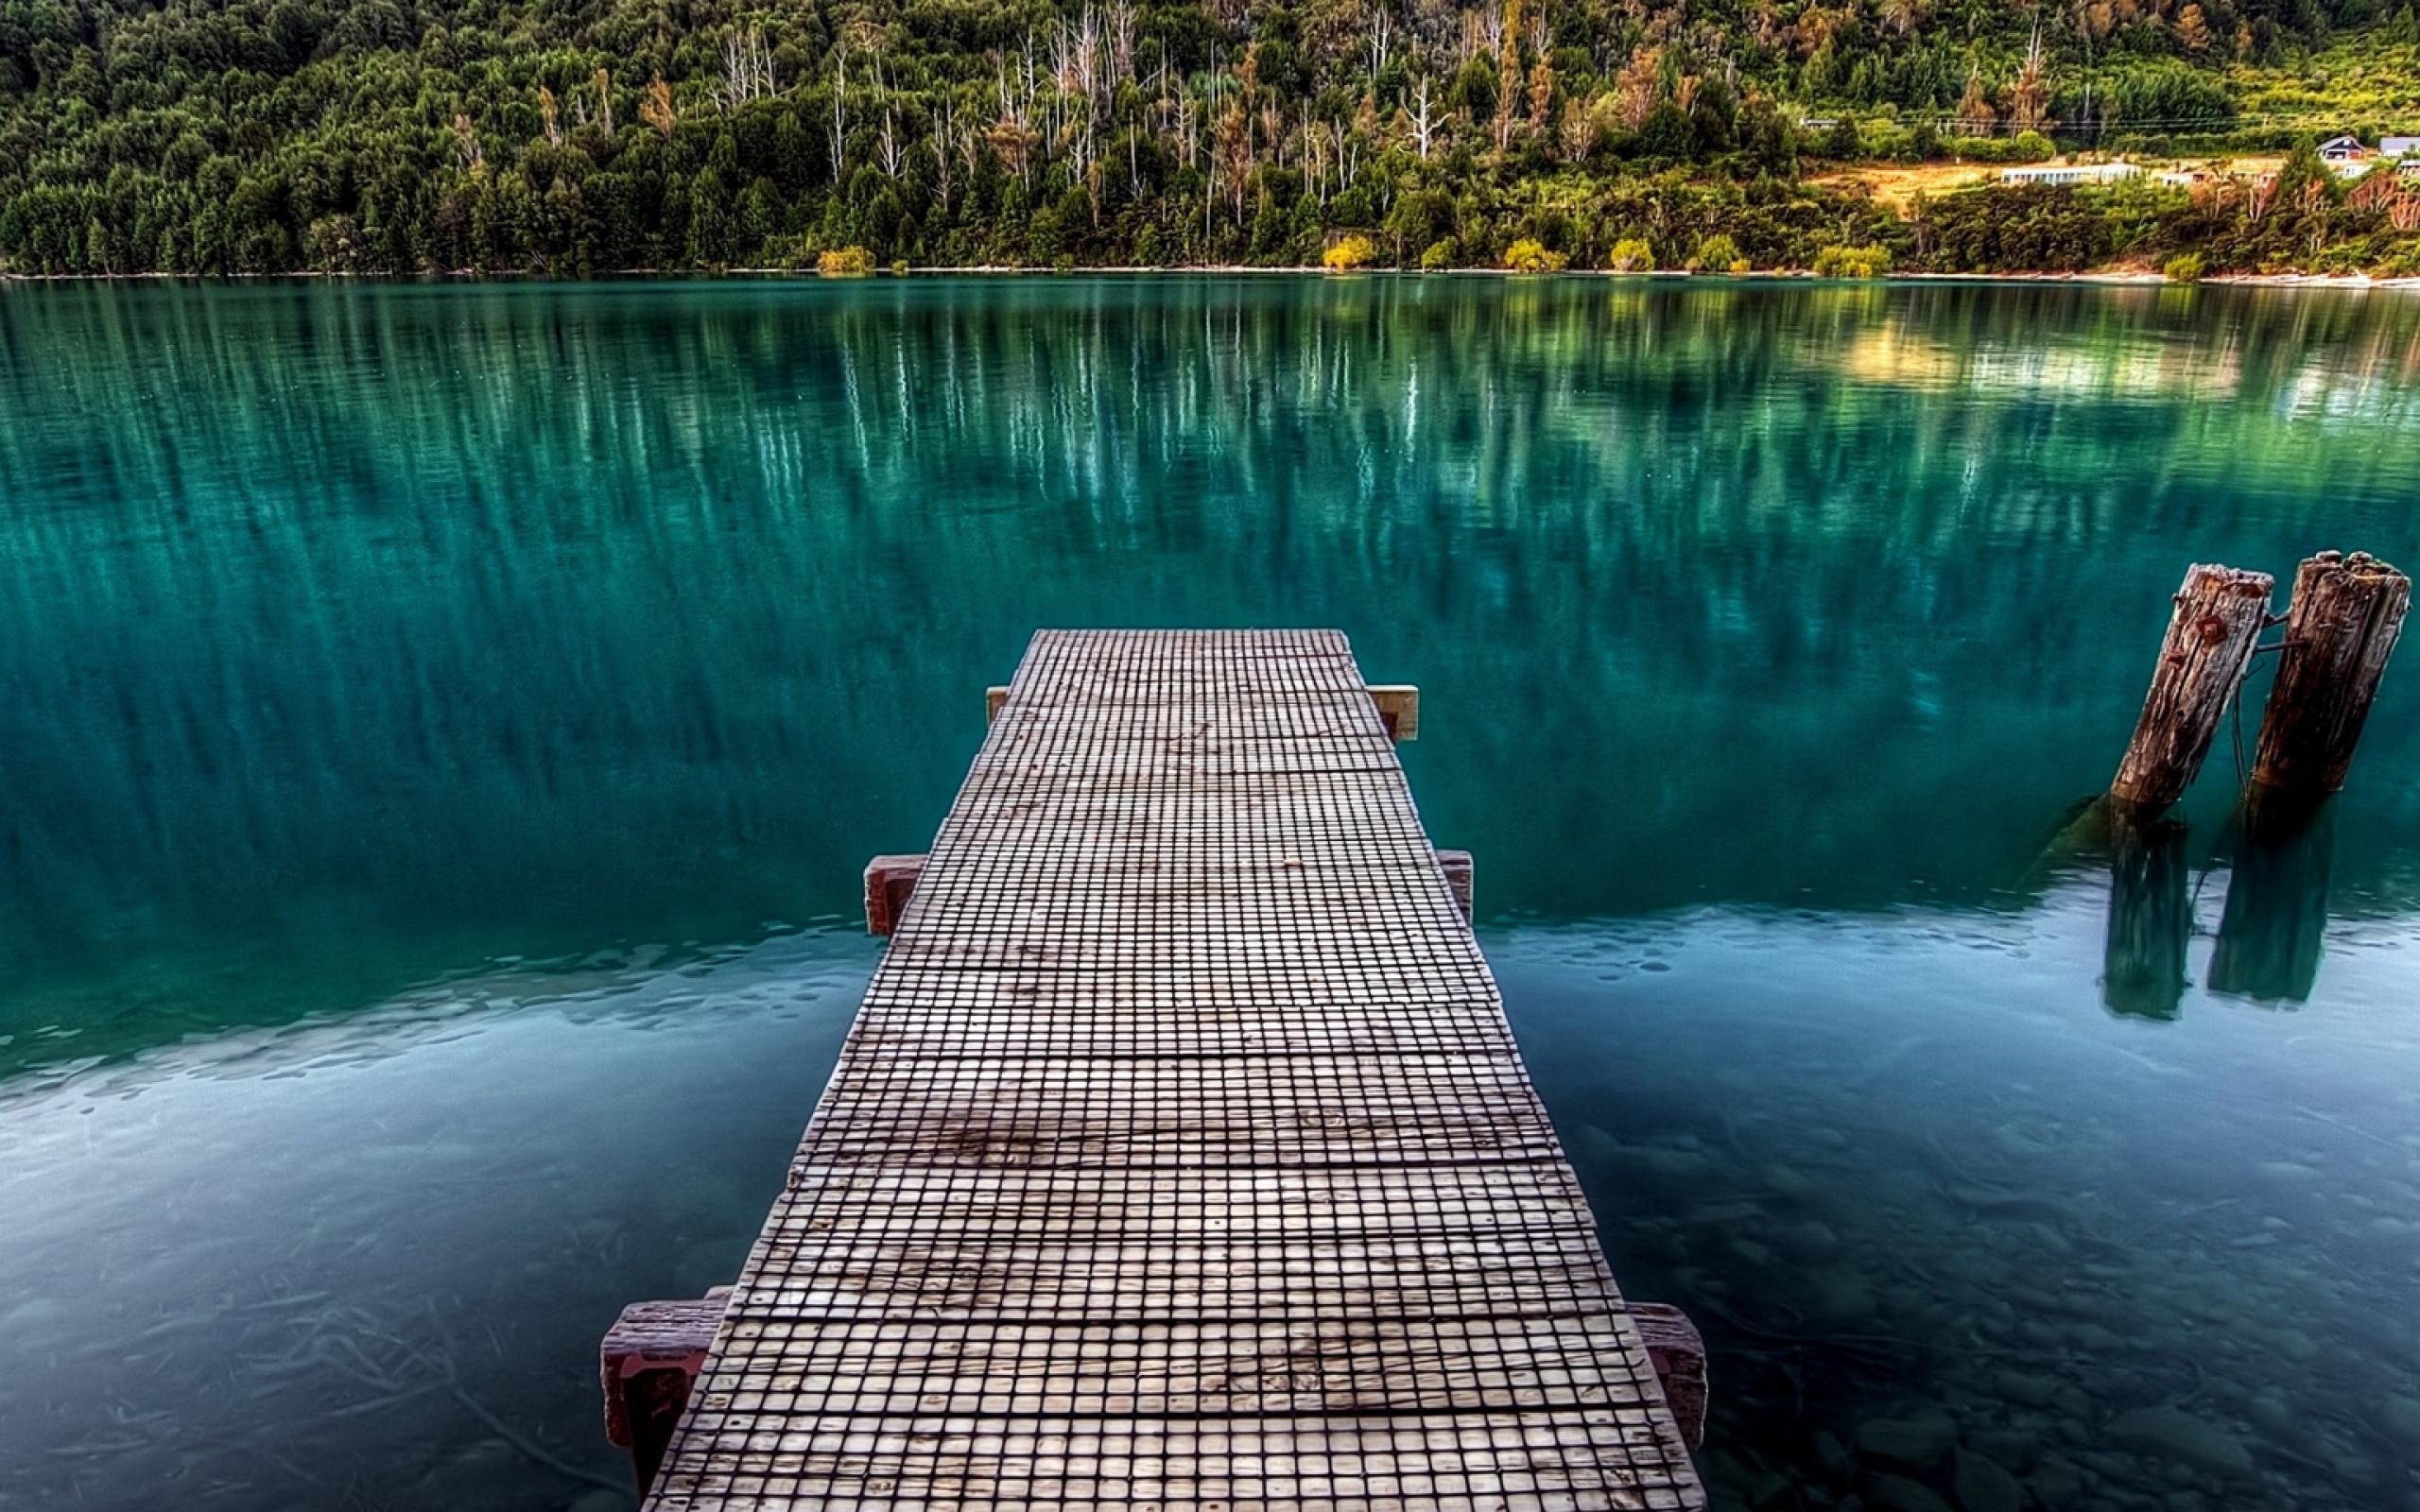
left=2211, top=793, right=2341, bottom=1005
left=2098, top=790, right=2349, bottom=1018
left=2, top=278, right=2419, bottom=1512
left=2102, top=812, right=2192, bottom=1022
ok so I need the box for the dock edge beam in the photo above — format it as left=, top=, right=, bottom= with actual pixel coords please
left=603, top=1288, right=1708, bottom=1472
left=996, top=680, right=1416, bottom=741
left=883, top=849, right=1461, bottom=929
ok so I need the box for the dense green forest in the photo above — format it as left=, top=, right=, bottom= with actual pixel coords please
left=3, top=0, right=2418, bottom=275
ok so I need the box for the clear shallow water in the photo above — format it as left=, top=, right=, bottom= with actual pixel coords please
left=2, top=277, right=2417, bottom=1511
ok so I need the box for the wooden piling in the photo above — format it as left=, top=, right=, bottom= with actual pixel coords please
left=2249, top=551, right=2410, bottom=797
left=2109, top=564, right=2274, bottom=814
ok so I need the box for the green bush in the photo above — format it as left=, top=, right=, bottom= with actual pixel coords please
left=1686, top=234, right=1739, bottom=272
left=2012, top=130, right=2056, bottom=163
left=1504, top=237, right=1569, bottom=272
left=1812, top=243, right=1893, bottom=278
left=2163, top=251, right=2207, bottom=283
left=1419, top=238, right=1459, bottom=272
left=817, top=246, right=874, bottom=277
left=1609, top=237, right=1656, bottom=272
left=1945, top=135, right=2018, bottom=163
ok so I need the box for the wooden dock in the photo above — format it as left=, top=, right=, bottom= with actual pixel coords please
left=636, top=629, right=1705, bottom=1511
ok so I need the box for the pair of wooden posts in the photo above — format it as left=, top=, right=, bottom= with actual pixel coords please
left=2100, top=551, right=2407, bottom=1016
left=2110, top=551, right=2409, bottom=816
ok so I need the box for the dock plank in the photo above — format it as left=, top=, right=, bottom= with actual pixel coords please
left=645, top=629, right=1703, bottom=1511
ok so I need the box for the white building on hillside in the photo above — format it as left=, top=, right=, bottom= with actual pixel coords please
left=1999, top=162, right=2143, bottom=186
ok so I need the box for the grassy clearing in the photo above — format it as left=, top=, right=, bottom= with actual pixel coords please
left=1809, top=164, right=1997, bottom=211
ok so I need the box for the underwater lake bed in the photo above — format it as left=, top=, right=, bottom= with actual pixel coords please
left=2, top=277, right=2417, bottom=1511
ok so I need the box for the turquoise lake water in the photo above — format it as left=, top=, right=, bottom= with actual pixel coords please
left=2, top=277, right=2417, bottom=1511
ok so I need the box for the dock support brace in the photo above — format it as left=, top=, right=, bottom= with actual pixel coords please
left=1632, top=1301, right=1709, bottom=1450
left=601, top=1288, right=730, bottom=1497
left=1367, top=684, right=1419, bottom=741
left=864, top=854, right=927, bottom=936
left=1436, top=850, right=1473, bottom=920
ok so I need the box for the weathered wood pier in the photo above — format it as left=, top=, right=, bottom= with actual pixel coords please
left=614, top=629, right=1705, bottom=1511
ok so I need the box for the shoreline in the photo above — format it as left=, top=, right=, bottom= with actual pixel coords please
left=5, top=265, right=2415, bottom=289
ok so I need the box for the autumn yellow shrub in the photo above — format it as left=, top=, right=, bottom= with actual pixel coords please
left=818, top=246, right=875, bottom=277
left=1322, top=233, right=1376, bottom=271
left=1503, top=238, right=1567, bottom=273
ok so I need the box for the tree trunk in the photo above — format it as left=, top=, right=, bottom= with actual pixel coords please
left=2109, top=564, right=2274, bottom=814
left=2249, top=551, right=2410, bottom=796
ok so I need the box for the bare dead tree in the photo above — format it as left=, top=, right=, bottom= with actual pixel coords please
left=879, top=106, right=905, bottom=176
left=717, top=28, right=778, bottom=111
left=931, top=98, right=956, bottom=209
left=1064, top=99, right=1098, bottom=188
left=870, top=52, right=905, bottom=177
left=1409, top=73, right=1438, bottom=159
left=830, top=40, right=849, bottom=183
left=1302, top=119, right=1328, bottom=200
left=1108, top=0, right=1137, bottom=86
left=991, top=53, right=1038, bottom=189
left=1070, top=7, right=1105, bottom=111
left=960, top=108, right=983, bottom=179
left=594, top=68, right=614, bottom=136
left=1173, top=92, right=1198, bottom=169
left=1365, top=3, right=1393, bottom=82
left=2009, top=20, right=2051, bottom=134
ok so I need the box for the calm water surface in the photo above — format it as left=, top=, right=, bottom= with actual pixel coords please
left=4, top=278, right=2418, bottom=1512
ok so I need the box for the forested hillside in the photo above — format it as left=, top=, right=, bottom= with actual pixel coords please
left=3, top=0, right=2417, bottom=274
